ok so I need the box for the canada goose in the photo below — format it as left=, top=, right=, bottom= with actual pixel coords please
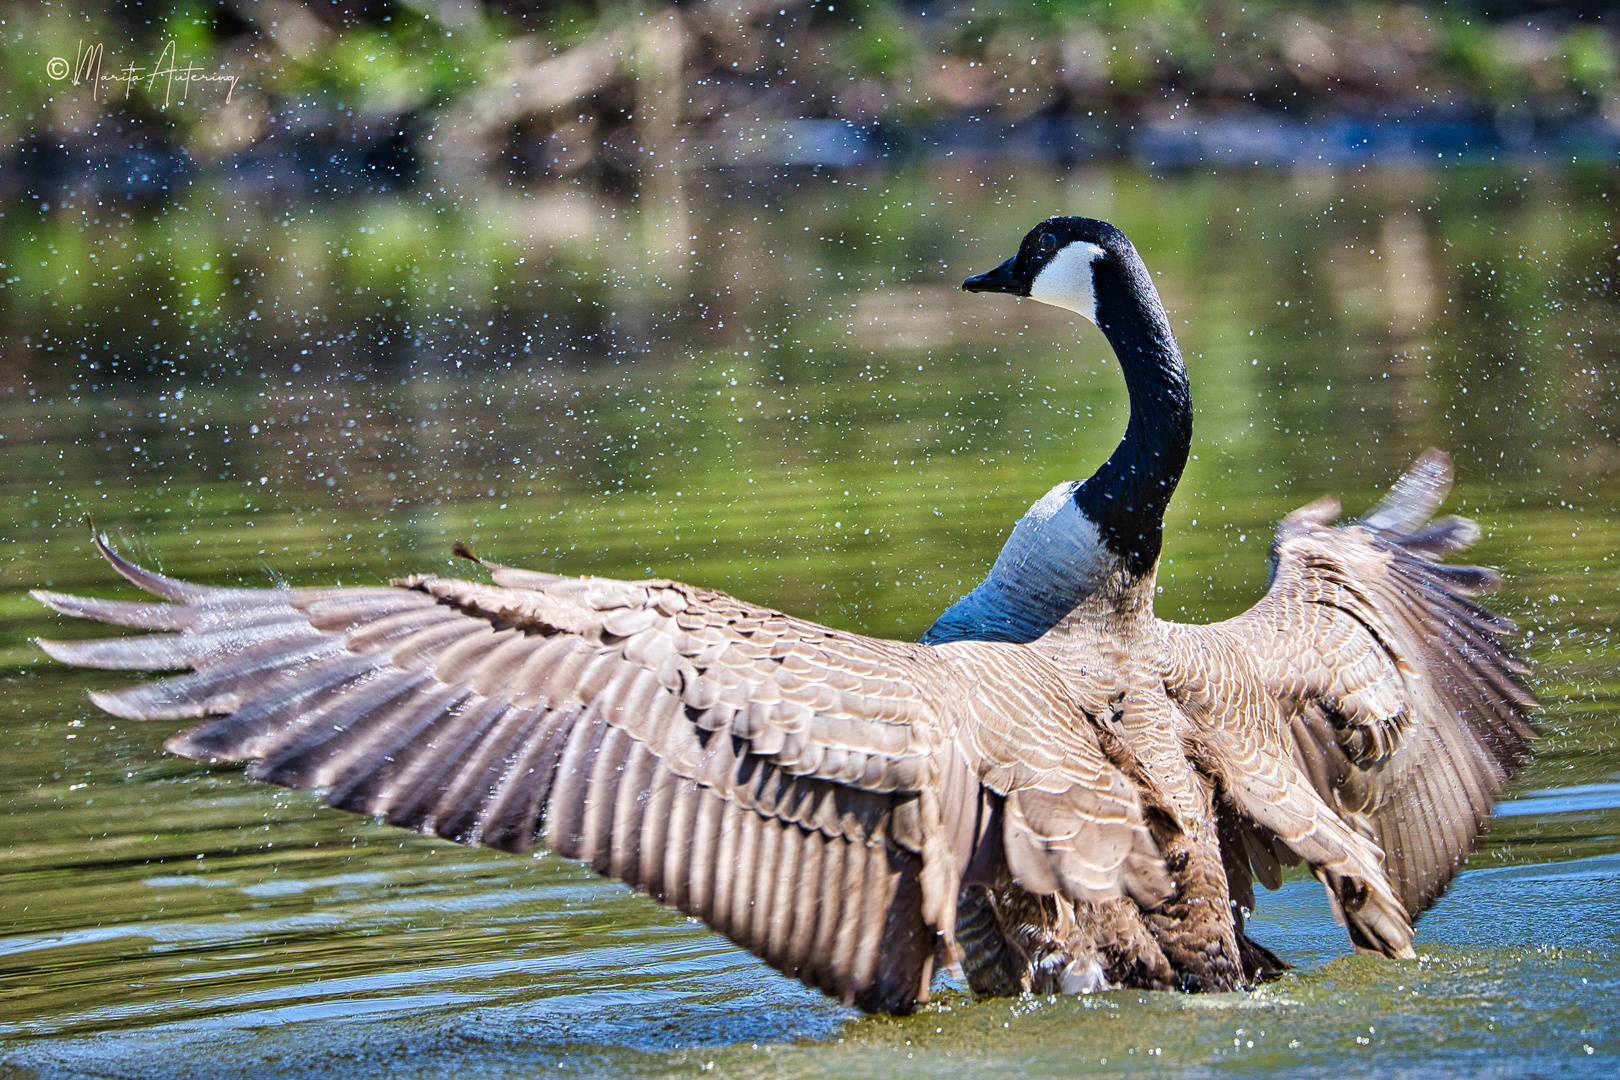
left=931, top=217, right=1535, bottom=992
left=33, top=218, right=1532, bottom=1013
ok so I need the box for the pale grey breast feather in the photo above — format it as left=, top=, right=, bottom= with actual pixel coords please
left=923, top=482, right=1116, bottom=645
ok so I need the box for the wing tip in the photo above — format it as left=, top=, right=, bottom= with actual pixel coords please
left=34, top=636, right=178, bottom=671
left=1415, top=446, right=1452, bottom=473
left=87, top=687, right=154, bottom=721
left=34, top=637, right=78, bottom=665
left=163, top=726, right=241, bottom=763
left=1361, top=448, right=1455, bottom=536
left=1282, top=496, right=1341, bottom=531
left=90, top=533, right=211, bottom=602
left=1442, top=514, right=1481, bottom=548
left=450, top=540, right=540, bottom=587
left=33, top=588, right=197, bottom=632
left=31, top=588, right=68, bottom=612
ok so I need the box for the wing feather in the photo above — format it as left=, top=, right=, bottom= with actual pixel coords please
left=250, top=668, right=433, bottom=789
left=764, top=816, right=802, bottom=967
left=323, top=681, right=471, bottom=813
left=36, top=536, right=1172, bottom=1013
left=1168, top=450, right=1534, bottom=922
left=433, top=702, right=548, bottom=845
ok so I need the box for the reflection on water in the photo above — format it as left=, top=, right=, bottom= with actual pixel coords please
left=1496, top=783, right=1620, bottom=818
left=2, top=163, right=1618, bottom=1077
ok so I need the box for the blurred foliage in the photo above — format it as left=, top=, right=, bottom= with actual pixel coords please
left=3, top=1, right=1620, bottom=190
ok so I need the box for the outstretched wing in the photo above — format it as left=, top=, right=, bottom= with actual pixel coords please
left=37, top=538, right=1168, bottom=1013
left=1168, top=450, right=1535, bottom=920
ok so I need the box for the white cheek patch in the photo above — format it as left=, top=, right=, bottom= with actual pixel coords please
left=1028, top=241, right=1105, bottom=322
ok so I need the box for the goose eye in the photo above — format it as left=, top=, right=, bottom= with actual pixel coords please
left=1038, top=232, right=1058, bottom=253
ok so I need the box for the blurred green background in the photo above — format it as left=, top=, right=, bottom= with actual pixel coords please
left=4, top=1, right=1620, bottom=199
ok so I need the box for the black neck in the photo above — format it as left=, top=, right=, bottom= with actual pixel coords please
left=1074, top=256, right=1193, bottom=578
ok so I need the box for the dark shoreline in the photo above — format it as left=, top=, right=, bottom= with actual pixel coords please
left=7, top=110, right=1620, bottom=211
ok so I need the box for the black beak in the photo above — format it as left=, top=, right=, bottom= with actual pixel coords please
left=961, top=256, right=1025, bottom=296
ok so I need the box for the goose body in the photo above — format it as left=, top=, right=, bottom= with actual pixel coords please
left=35, top=219, right=1533, bottom=1013
left=933, top=218, right=1532, bottom=993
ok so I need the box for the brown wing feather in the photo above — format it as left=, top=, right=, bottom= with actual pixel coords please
left=36, top=536, right=1169, bottom=1013
left=1168, top=449, right=1534, bottom=921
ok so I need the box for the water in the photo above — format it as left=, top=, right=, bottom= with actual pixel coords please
left=2, top=163, right=1618, bottom=1077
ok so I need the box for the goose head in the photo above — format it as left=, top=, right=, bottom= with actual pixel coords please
left=961, top=216, right=1140, bottom=324
left=954, top=216, right=1193, bottom=597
